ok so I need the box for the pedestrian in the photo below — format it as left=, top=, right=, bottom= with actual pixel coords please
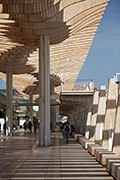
left=33, top=117, right=37, bottom=134
left=28, top=120, right=32, bottom=133
left=64, top=121, right=71, bottom=143
left=50, top=121, right=53, bottom=131
left=70, top=124, right=75, bottom=135
left=60, top=122, right=63, bottom=132
left=23, top=121, right=27, bottom=132
left=3, top=122, right=6, bottom=135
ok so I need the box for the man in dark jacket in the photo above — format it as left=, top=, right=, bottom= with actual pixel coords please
left=64, top=121, right=71, bottom=143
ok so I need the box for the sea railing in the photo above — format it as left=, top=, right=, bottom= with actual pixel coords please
left=61, top=79, right=94, bottom=92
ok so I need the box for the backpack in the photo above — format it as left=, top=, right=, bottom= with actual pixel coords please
left=65, top=124, right=70, bottom=132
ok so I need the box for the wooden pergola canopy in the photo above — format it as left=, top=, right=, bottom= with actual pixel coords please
left=0, top=0, right=110, bottom=95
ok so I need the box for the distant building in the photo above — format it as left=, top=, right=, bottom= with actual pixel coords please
left=0, top=89, right=29, bottom=128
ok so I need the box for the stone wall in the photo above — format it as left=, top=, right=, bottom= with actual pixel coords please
left=68, top=105, right=88, bottom=135
left=60, top=93, right=93, bottom=135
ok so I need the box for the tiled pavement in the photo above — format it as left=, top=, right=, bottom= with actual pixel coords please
left=0, top=130, right=114, bottom=180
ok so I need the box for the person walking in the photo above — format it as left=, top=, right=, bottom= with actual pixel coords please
left=28, top=120, right=32, bottom=133
left=33, top=117, right=37, bottom=134
left=3, top=122, right=6, bottom=135
left=0, top=123, right=1, bottom=132
left=64, top=121, right=71, bottom=143
left=23, top=121, right=27, bottom=133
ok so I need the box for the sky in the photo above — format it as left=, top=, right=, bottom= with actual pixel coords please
left=0, top=78, right=6, bottom=89
left=0, top=0, right=120, bottom=89
left=78, top=0, right=120, bottom=88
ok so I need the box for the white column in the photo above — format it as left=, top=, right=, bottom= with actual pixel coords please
left=94, top=85, right=106, bottom=145
left=51, top=85, right=54, bottom=95
left=6, top=71, right=13, bottom=136
left=60, top=82, right=63, bottom=92
left=39, top=35, right=50, bottom=146
left=50, top=106, right=57, bottom=131
left=29, top=93, right=33, bottom=125
left=112, top=82, right=120, bottom=156
left=50, top=85, right=56, bottom=131
left=89, top=90, right=99, bottom=141
left=102, top=78, right=116, bottom=151
left=85, top=108, right=92, bottom=139
left=85, top=97, right=93, bottom=139
left=39, top=35, right=45, bottom=146
left=44, top=35, right=50, bottom=146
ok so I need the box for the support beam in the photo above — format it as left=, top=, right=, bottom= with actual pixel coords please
left=39, top=35, right=45, bottom=146
left=39, top=35, right=50, bottom=146
left=50, top=85, right=57, bottom=131
left=12, top=103, right=38, bottom=106
left=29, top=93, right=33, bottom=126
left=85, top=94, right=93, bottom=139
left=89, top=90, right=99, bottom=141
left=6, top=71, right=13, bottom=136
left=112, top=82, right=120, bottom=156
left=50, top=106, right=57, bottom=131
left=102, top=78, right=116, bottom=151
left=85, top=105, right=92, bottom=139
left=94, top=85, right=106, bottom=145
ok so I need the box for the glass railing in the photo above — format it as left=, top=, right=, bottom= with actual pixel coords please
left=61, top=79, right=94, bottom=92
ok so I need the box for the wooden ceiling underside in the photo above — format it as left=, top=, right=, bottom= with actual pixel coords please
left=0, top=0, right=110, bottom=96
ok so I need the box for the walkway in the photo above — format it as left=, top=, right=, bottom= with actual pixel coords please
left=0, top=130, right=114, bottom=180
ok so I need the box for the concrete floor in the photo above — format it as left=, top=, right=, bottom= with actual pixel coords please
left=0, top=129, right=114, bottom=180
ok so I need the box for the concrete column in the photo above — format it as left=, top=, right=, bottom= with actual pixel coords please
left=39, top=35, right=50, bottom=146
left=6, top=71, right=13, bottom=136
left=85, top=96, right=93, bottom=139
left=89, top=90, right=99, bottom=141
left=94, top=85, right=106, bottom=145
left=102, top=78, right=116, bottom=151
left=39, top=35, right=45, bottom=146
left=29, top=93, right=33, bottom=129
left=85, top=106, right=92, bottom=139
left=50, top=85, right=57, bottom=131
left=50, top=106, right=57, bottom=131
left=60, top=82, right=63, bottom=92
left=29, top=93, right=33, bottom=119
left=112, top=82, right=120, bottom=156
left=51, top=85, right=54, bottom=95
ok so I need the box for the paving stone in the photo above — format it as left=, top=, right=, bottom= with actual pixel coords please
left=0, top=130, right=114, bottom=180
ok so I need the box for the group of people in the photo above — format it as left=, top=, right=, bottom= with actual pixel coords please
left=23, top=117, right=39, bottom=133
left=1, top=118, right=74, bottom=144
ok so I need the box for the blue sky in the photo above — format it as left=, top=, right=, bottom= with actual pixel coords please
left=0, top=78, right=6, bottom=89
left=0, top=0, right=120, bottom=89
left=78, top=0, right=120, bottom=88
